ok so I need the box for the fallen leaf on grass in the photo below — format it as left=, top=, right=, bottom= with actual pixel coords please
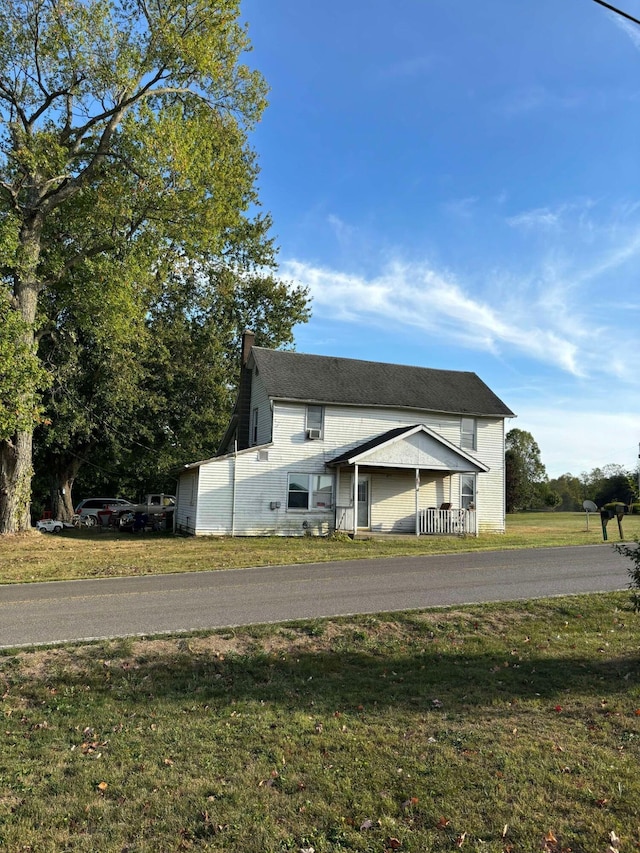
left=386, top=838, right=402, bottom=850
left=456, top=832, right=467, bottom=847
left=401, top=797, right=419, bottom=810
left=96, top=781, right=108, bottom=792
left=360, top=819, right=373, bottom=831
left=437, top=817, right=450, bottom=829
left=609, top=830, right=621, bottom=851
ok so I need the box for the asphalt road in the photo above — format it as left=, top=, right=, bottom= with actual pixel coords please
left=0, top=544, right=631, bottom=649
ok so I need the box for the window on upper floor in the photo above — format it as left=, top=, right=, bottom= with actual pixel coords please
left=287, top=473, right=333, bottom=510
left=251, top=407, right=259, bottom=445
left=306, top=405, right=324, bottom=440
left=461, top=417, right=477, bottom=451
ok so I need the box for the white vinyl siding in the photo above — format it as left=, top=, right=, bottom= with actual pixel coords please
left=249, top=370, right=273, bottom=446
left=177, top=399, right=509, bottom=536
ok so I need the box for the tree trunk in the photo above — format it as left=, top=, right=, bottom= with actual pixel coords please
left=0, top=430, right=34, bottom=532
left=0, top=216, right=43, bottom=534
left=50, top=458, right=82, bottom=521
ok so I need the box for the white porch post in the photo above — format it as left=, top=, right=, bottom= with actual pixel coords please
left=415, top=468, right=420, bottom=536
left=353, top=463, right=359, bottom=537
left=335, top=466, right=341, bottom=531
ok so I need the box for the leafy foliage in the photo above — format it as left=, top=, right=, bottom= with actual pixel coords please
left=0, top=288, right=49, bottom=440
left=505, top=428, right=548, bottom=513
left=0, top=0, right=296, bottom=529
left=614, top=538, right=640, bottom=612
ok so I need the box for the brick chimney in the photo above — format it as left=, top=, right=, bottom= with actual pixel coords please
left=237, top=330, right=255, bottom=449
left=241, top=329, right=255, bottom=366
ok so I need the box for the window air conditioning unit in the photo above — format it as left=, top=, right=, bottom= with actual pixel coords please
left=307, top=428, right=322, bottom=440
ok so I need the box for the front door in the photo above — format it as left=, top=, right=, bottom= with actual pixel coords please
left=357, top=475, right=370, bottom=529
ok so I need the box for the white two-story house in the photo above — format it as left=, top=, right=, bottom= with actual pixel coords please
left=174, top=332, right=515, bottom=537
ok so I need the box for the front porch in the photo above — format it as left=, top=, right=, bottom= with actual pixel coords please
left=329, top=424, right=487, bottom=538
left=335, top=504, right=477, bottom=536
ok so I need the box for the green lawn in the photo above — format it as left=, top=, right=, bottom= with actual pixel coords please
left=2, top=511, right=639, bottom=585
left=0, top=594, right=639, bottom=852
left=1, top=514, right=639, bottom=851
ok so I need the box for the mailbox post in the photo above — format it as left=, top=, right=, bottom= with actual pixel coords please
left=600, top=505, right=625, bottom=541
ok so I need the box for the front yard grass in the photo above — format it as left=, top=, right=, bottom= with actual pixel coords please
left=1, top=593, right=639, bottom=852
left=2, top=512, right=639, bottom=585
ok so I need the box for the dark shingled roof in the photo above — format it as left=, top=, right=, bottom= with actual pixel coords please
left=251, top=348, right=514, bottom=418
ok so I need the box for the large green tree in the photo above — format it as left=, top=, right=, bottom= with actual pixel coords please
left=32, top=259, right=310, bottom=518
left=0, top=0, right=269, bottom=532
left=505, top=428, right=548, bottom=513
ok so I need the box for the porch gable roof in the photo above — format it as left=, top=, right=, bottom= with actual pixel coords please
left=327, top=424, right=489, bottom=473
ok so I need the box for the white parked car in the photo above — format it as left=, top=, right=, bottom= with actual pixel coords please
left=74, top=498, right=134, bottom=526
left=36, top=518, right=64, bottom=534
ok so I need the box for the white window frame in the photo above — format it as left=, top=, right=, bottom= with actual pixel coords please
left=461, top=417, right=477, bottom=451
left=251, top=407, right=259, bottom=445
left=306, top=405, right=324, bottom=439
left=287, top=473, right=334, bottom=511
left=461, top=474, right=476, bottom=510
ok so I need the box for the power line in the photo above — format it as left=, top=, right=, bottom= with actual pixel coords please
left=592, top=0, right=640, bottom=26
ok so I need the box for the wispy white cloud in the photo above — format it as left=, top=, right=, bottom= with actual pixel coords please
left=282, top=197, right=640, bottom=386
left=282, top=258, right=587, bottom=377
left=507, top=207, right=562, bottom=230
left=326, top=214, right=356, bottom=247
left=610, top=13, right=640, bottom=51
left=506, top=199, right=596, bottom=232
left=444, top=196, right=479, bottom=218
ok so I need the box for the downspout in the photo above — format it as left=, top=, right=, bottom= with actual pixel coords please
left=231, top=440, right=238, bottom=537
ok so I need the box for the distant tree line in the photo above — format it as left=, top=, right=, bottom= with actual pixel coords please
left=505, top=429, right=639, bottom=514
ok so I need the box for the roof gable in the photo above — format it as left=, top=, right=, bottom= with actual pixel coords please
left=251, top=348, right=514, bottom=418
left=328, top=425, right=489, bottom=473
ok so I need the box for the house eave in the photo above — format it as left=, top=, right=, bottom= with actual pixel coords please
left=268, top=395, right=513, bottom=419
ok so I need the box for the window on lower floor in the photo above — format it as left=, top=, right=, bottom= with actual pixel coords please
left=287, top=473, right=334, bottom=510
left=461, top=474, right=476, bottom=510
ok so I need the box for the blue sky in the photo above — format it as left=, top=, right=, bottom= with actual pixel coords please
left=240, top=0, right=640, bottom=479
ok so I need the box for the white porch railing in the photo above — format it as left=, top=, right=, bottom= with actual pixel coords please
left=336, top=505, right=477, bottom=536
left=419, top=507, right=477, bottom=535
